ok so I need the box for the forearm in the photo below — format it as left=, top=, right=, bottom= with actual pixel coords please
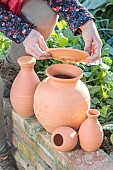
left=46, top=0, right=95, bottom=35
left=0, top=5, right=33, bottom=43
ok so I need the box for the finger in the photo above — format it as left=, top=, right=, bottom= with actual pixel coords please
left=34, top=44, right=51, bottom=59
left=26, top=50, right=51, bottom=60
left=25, top=45, right=51, bottom=60
left=38, top=36, right=48, bottom=51
left=84, top=39, right=92, bottom=54
left=86, top=43, right=101, bottom=63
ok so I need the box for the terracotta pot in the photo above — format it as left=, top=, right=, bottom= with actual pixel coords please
left=79, top=109, right=104, bottom=152
left=10, top=56, right=40, bottom=118
left=51, top=126, right=78, bottom=152
left=34, top=64, right=90, bottom=133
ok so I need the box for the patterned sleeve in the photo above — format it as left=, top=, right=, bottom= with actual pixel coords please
left=46, top=0, right=95, bottom=35
left=0, top=5, right=33, bottom=43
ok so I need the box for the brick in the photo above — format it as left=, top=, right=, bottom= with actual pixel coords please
left=18, top=141, right=37, bottom=166
left=15, top=151, right=47, bottom=170
left=15, top=152, right=27, bottom=169
left=12, top=110, right=26, bottom=131
left=24, top=117, right=42, bottom=142
left=12, top=124, right=55, bottom=168
left=15, top=151, right=35, bottom=170
left=11, top=130, right=52, bottom=170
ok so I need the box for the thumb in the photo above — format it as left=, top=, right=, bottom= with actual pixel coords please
left=84, top=39, right=92, bottom=55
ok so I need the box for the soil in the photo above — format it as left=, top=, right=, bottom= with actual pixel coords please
left=100, top=135, right=113, bottom=155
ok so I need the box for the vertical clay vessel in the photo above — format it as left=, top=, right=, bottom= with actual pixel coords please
left=10, top=56, right=40, bottom=118
left=34, top=64, right=90, bottom=133
left=79, top=109, right=104, bottom=152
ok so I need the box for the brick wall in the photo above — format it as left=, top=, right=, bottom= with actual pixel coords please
left=4, top=98, right=113, bottom=170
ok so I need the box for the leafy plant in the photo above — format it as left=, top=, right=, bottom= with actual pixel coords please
left=0, top=33, right=11, bottom=58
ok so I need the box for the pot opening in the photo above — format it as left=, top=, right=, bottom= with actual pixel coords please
left=87, top=109, right=100, bottom=117
left=54, top=134, right=63, bottom=146
left=46, top=64, right=83, bottom=81
left=53, top=74, right=76, bottom=79
left=18, top=56, right=36, bottom=66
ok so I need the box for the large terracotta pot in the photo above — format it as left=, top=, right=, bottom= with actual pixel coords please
left=79, top=109, right=104, bottom=152
left=10, top=56, right=40, bottom=118
left=34, top=64, right=90, bottom=133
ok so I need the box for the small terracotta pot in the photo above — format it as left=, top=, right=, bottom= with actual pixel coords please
left=79, top=109, right=104, bottom=152
left=51, top=126, right=78, bottom=152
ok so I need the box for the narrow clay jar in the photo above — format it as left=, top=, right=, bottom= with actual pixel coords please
left=79, top=109, right=104, bottom=152
left=51, top=126, right=78, bottom=152
left=10, top=56, right=40, bottom=118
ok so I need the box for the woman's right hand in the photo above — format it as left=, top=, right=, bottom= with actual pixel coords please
left=23, top=29, right=51, bottom=60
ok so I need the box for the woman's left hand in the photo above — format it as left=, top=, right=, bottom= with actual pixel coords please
left=80, top=20, right=102, bottom=64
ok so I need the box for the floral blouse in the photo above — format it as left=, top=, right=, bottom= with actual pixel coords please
left=0, top=0, right=94, bottom=43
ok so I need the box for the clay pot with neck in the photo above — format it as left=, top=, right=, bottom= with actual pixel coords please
left=10, top=56, right=40, bottom=118
left=34, top=63, right=90, bottom=133
left=79, top=109, right=104, bottom=152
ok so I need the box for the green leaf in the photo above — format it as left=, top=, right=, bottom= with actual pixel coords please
left=100, top=105, right=109, bottom=117
left=56, top=37, right=68, bottom=47
left=92, top=98, right=100, bottom=104
left=103, top=124, right=113, bottom=132
left=101, top=48, right=109, bottom=56
left=56, top=20, right=67, bottom=30
left=83, top=72, right=92, bottom=77
left=83, top=0, right=108, bottom=10
left=90, top=85, right=100, bottom=94
left=106, top=99, right=113, bottom=106
left=109, top=0, right=113, bottom=4
left=108, top=90, right=113, bottom=98
left=102, top=57, right=112, bottom=67
left=102, top=43, right=113, bottom=55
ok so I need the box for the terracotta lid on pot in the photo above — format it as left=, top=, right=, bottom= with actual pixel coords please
left=47, top=48, right=89, bottom=63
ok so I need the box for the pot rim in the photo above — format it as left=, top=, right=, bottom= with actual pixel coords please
left=86, top=109, right=100, bottom=118
left=46, top=64, right=83, bottom=82
left=18, top=56, right=36, bottom=66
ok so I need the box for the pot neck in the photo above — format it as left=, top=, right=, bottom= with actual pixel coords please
left=86, top=109, right=100, bottom=120
left=18, top=56, right=36, bottom=71
left=46, top=64, right=83, bottom=84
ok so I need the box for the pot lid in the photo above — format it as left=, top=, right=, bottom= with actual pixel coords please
left=47, top=48, right=89, bottom=63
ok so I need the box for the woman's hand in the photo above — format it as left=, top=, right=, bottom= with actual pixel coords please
left=23, top=29, right=51, bottom=60
left=80, top=20, right=102, bottom=64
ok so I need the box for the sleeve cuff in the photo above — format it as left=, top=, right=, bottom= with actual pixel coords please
left=74, top=17, right=96, bottom=36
